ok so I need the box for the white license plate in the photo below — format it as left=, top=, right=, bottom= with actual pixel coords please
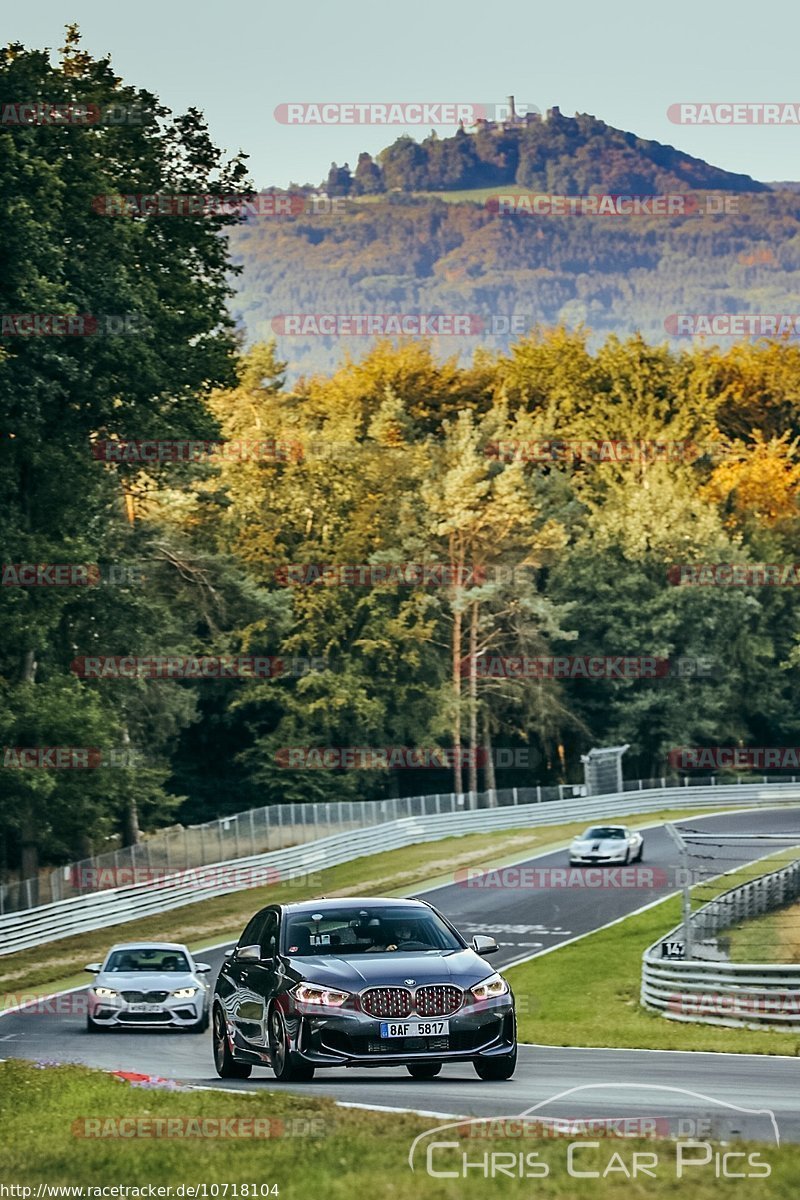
left=379, top=1020, right=449, bottom=1038
left=128, top=1003, right=163, bottom=1013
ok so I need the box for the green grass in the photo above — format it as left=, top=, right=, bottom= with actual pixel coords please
left=0, top=807, right=716, bottom=1002
left=508, top=852, right=800, bottom=1055
left=727, top=898, right=800, bottom=964
left=0, top=1061, right=797, bottom=1197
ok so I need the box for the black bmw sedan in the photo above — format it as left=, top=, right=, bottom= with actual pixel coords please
left=212, top=897, right=517, bottom=1082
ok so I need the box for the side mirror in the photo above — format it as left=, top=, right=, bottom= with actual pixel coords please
left=472, top=935, right=498, bottom=956
left=85, top=962, right=102, bottom=973
left=194, top=962, right=212, bottom=973
left=235, top=944, right=261, bottom=962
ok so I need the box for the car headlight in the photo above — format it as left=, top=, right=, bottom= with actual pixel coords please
left=171, top=987, right=199, bottom=999
left=470, top=974, right=509, bottom=1002
left=92, top=987, right=118, bottom=999
left=292, top=983, right=350, bottom=1007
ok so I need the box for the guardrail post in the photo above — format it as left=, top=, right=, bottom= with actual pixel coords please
left=664, top=822, right=693, bottom=959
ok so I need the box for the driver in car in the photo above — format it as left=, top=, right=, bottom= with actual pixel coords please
left=365, top=921, right=418, bottom=952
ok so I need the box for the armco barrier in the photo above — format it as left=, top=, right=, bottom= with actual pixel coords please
left=641, top=856, right=800, bottom=1031
left=5, top=772, right=800, bottom=914
left=2, top=782, right=799, bottom=957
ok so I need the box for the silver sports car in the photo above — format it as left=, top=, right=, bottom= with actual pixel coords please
left=85, top=941, right=212, bottom=1032
left=568, top=824, right=644, bottom=866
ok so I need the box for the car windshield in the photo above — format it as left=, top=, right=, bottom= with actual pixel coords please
left=104, top=949, right=191, bottom=972
left=582, top=827, right=626, bottom=839
left=283, top=906, right=462, bottom=956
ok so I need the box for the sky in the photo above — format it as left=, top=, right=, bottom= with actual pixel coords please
left=6, top=1, right=800, bottom=187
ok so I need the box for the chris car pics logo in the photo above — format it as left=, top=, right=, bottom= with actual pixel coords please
left=408, top=1084, right=778, bottom=1179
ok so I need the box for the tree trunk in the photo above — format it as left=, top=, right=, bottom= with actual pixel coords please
left=468, top=601, right=478, bottom=796
left=120, top=724, right=141, bottom=846
left=452, top=606, right=463, bottom=794
left=483, top=709, right=496, bottom=802
left=19, top=803, right=39, bottom=904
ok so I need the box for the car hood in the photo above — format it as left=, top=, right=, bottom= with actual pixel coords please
left=286, top=949, right=496, bottom=989
left=572, top=838, right=627, bottom=854
left=93, top=972, right=200, bottom=990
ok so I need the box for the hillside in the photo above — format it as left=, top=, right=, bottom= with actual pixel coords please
left=324, top=109, right=770, bottom=196
left=228, top=112, right=797, bottom=379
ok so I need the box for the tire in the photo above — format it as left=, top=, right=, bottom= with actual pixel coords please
left=636, top=844, right=644, bottom=862
left=189, top=1009, right=210, bottom=1033
left=473, top=1047, right=517, bottom=1081
left=269, top=1008, right=315, bottom=1082
left=86, top=1014, right=108, bottom=1033
left=212, top=1006, right=252, bottom=1078
left=406, top=1061, right=442, bottom=1079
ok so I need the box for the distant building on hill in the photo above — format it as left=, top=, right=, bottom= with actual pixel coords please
left=462, top=97, right=571, bottom=135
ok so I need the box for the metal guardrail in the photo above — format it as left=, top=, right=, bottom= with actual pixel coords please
left=2, top=782, right=799, bottom=957
left=642, top=857, right=800, bottom=1031
left=4, top=772, right=799, bottom=913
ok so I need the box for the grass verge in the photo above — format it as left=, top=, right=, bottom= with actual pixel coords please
left=0, top=807, right=717, bottom=1001
left=0, top=1060, right=797, bottom=1197
left=727, top=898, right=800, bottom=964
left=508, top=850, right=800, bottom=1055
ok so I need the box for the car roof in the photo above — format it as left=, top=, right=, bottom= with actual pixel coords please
left=279, top=897, right=431, bottom=914
left=105, top=942, right=190, bottom=952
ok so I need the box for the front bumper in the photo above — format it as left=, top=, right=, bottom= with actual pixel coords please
left=88, top=993, right=207, bottom=1028
left=569, top=852, right=628, bottom=864
left=276, top=996, right=516, bottom=1067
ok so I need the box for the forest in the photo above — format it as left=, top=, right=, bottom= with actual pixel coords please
left=3, top=35, right=800, bottom=883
